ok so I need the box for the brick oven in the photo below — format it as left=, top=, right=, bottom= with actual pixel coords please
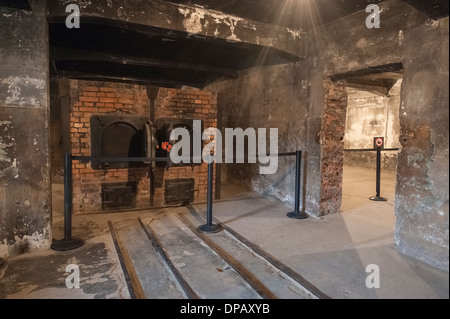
left=68, top=80, right=217, bottom=213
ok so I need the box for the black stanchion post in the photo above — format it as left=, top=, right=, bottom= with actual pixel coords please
left=198, top=154, right=222, bottom=234
left=51, top=154, right=84, bottom=251
left=287, top=151, right=308, bottom=220
left=370, top=149, right=388, bottom=202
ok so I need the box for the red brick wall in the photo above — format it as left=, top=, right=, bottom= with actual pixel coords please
left=69, top=81, right=217, bottom=213
left=319, top=80, right=347, bottom=215
left=69, top=81, right=151, bottom=213
left=154, top=88, right=218, bottom=206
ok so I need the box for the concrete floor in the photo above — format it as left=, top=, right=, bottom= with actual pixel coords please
left=212, top=166, right=448, bottom=299
left=0, top=166, right=448, bottom=299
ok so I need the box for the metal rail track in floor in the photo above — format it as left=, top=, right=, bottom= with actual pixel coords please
left=109, top=208, right=329, bottom=299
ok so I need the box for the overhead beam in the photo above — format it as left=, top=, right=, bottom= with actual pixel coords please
left=346, top=78, right=398, bottom=93
left=51, top=47, right=240, bottom=79
left=331, top=63, right=404, bottom=81
left=400, top=0, right=449, bottom=20
left=56, top=70, right=207, bottom=89
left=0, top=0, right=31, bottom=11
left=346, top=82, right=391, bottom=96
left=332, top=63, right=403, bottom=96
left=47, top=0, right=303, bottom=57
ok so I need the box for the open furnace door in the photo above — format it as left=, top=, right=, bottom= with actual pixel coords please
left=144, top=121, right=157, bottom=168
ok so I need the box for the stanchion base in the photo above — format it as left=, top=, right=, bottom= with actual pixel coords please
left=198, top=224, right=222, bottom=234
left=369, top=196, right=388, bottom=202
left=287, top=211, right=309, bottom=220
left=51, top=238, right=84, bottom=251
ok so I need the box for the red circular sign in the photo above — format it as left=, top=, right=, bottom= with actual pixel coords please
left=376, top=138, right=384, bottom=147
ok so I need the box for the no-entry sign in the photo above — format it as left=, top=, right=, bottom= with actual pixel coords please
left=374, top=137, right=385, bottom=150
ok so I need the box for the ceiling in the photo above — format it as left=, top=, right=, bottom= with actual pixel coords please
left=400, top=0, right=449, bottom=20
left=0, top=0, right=31, bottom=10
left=164, top=0, right=387, bottom=29
left=49, top=22, right=300, bottom=88
left=165, top=0, right=449, bottom=26
left=1, top=0, right=448, bottom=23
left=2, top=0, right=448, bottom=88
left=1, top=0, right=447, bottom=22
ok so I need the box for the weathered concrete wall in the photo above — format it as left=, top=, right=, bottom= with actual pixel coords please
left=305, top=1, right=448, bottom=270
left=395, top=17, right=449, bottom=271
left=307, top=1, right=448, bottom=269
left=50, top=77, right=65, bottom=183
left=0, top=1, right=51, bottom=256
left=344, top=81, right=402, bottom=172
left=207, top=62, right=341, bottom=217
left=207, top=63, right=307, bottom=207
left=316, top=0, right=449, bottom=270
left=208, top=0, right=449, bottom=269
left=303, top=0, right=424, bottom=218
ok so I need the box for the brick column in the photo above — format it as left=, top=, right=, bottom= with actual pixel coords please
left=318, top=80, right=348, bottom=216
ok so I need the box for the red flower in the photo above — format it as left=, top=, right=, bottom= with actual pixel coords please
left=162, top=142, right=172, bottom=152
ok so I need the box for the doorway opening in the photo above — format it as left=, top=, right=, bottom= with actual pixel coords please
left=339, top=68, right=403, bottom=222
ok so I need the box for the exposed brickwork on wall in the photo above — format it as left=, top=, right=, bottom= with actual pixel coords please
left=154, top=88, right=218, bottom=206
left=319, top=80, right=347, bottom=216
left=69, top=80, right=151, bottom=213
left=69, top=81, right=217, bottom=213
left=157, top=88, right=217, bottom=124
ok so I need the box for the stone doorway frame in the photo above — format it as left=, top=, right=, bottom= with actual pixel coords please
left=318, top=63, right=404, bottom=217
